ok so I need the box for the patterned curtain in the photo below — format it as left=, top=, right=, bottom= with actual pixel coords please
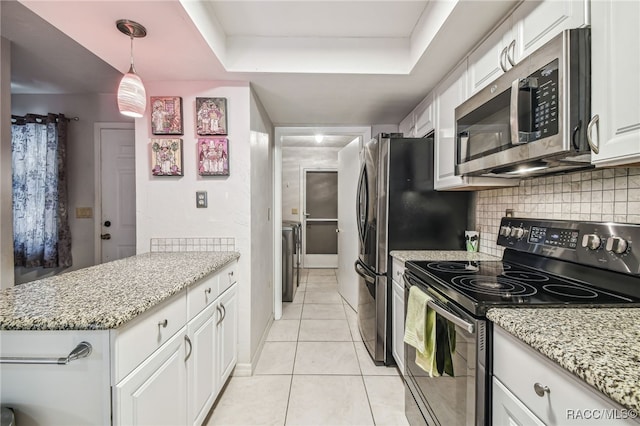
left=11, top=113, right=72, bottom=268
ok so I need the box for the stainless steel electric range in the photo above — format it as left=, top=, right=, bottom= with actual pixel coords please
left=403, top=217, right=640, bottom=426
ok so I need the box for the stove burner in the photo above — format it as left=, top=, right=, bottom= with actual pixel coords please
left=427, top=261, right=510, bottom=274
left=451, top=275, right=538, bottom=297
left=542, top=284, right=599, bottom=299
left=502, top=270, right=550, bottom=282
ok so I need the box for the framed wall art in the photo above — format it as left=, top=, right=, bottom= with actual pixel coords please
left=198, top=138, right=229, bottom=176
left=150, top=96, right=183, bottom=135
left=151, top=139, right=183, bottom=176
left=196, top=97, right=227, bottom=135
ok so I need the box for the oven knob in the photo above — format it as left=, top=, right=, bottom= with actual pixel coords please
left=606, top=236, right=629, bottom=254
left=581, top=234, right=602, bottom=250
left=500, top=226, right=512, bottom=237
left=510, top=227, right=525, bottom=239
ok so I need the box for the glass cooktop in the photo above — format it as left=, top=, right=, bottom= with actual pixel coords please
left=405, top=260, right=640, bottom=316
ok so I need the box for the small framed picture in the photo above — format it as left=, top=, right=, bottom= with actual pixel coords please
left=150, top=96, right=183, bottom=135
left=151, top=139, right=183, bottom=176
left=198, top=138, right=229, bottom=176
left=196, top=97, right=227, bottom=135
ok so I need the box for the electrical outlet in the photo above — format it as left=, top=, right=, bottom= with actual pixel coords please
left=196, top=191, right=208, bottom=208
left=505, top=209, right=514, bottom=217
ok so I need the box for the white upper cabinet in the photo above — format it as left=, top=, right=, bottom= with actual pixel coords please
left=468, top=0, right=588, bottom=96
left=589, top=0, right=640, bottom=167
left=512, top=0, right=589, bottom=62
left=414, top=93, right=435, bottom=137
left=398, top=112, right=415, bottom=138
left=468, top=16, right=514, bottom=96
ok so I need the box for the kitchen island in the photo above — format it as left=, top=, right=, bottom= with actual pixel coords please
left=488, top=308, right=640, bottom=422
left=0, top=251, right=240, bottom=426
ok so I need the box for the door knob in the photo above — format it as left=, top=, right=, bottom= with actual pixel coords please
left=100, top=233, right=111, bottom=240
left=104, top=220, right=111, bottom=227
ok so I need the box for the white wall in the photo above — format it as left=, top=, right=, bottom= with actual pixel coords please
left=10, top=94, right=130, bottom=284
left=135, top=80, right=255, bottom=368
left=0, top=34, right=13, bottom=288
left=281, top=146, right=341, bottom=222
left=249, top=87, right=274, bottom=370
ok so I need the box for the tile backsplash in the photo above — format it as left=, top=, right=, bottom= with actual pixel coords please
left=150, top=237, right=235, bottom=253
left=476, top=167, right=640, bottom=257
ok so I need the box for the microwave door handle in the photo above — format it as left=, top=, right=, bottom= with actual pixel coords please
left=510, top=78, right=522, bottom=145
left=427, top=299, right=475, bottom=334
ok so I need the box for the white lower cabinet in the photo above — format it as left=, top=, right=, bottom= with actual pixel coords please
left=493, top=325, right=636, bottom=425
left=217, top=283, right=238, bottom=388
left=391, top=258, right=405, bottom=375
left=187, top=302, right=218, bottom=426
left=114, top=327, right=188, bottom=426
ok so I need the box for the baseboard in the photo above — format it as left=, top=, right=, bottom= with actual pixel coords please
left=232, top=315, right=274, bottom=377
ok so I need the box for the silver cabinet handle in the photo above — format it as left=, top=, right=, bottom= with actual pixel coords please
left=205, top=287, right=212, bottom=295
left=184, top=335, right=193, bottom=362
left=158, top=319, right=168, bottom=328
left=229, top=271, right=234, bottom=277
left=216, top=305, right=224, bottom=326
left=587, top=114, right=600, bottom=154
left=507, top=39, right=516, bottom=67
left=220, top=303, right=227, bottom=323
left=499, top=46, right=508, bottom=72
left=0, top=341, right=92, bottom=365
left=534, top=383, right=550, bottom=397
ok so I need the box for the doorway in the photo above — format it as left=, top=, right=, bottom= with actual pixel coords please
left=302, top=169, right=338, bottom=268
left=94, top=123, right=136, bottom=264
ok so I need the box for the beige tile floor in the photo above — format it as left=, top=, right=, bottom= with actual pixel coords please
left=206, top=268, right=409, bottom=426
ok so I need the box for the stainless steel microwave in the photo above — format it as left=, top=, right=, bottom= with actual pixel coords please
left=455, top=28, right=591, bottom=178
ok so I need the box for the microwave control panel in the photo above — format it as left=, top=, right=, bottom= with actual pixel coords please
left=518, top=59, right=559, bottom=143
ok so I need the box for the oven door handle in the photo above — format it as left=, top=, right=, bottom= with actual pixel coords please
left=403, top=273, right=475, bottom=334
left=354, top=260, right=376, bottom=284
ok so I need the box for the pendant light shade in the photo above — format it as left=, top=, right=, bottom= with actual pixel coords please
left=116, top=19, right=147, bottom=118
left=118, top=66, right=146, bottom=118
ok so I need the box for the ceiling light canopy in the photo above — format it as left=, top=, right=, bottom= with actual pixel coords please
left=116, top=19, right=147, bottom=118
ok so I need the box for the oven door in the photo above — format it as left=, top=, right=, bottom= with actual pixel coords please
left=403, top=272, right=489, bottom=426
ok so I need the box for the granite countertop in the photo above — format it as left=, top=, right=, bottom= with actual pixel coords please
left=0, top=252, right=239, bottom=331
left=390, top=250, right=501, bottom=262
left=487, top=308, right=640, bottom=412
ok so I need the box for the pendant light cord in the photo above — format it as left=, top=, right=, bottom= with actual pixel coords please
left=129, top=35, right=136, bottom=73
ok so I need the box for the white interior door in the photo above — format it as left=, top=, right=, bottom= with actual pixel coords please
left=302, top=169, right=338, bottom=268
left=99, top=126, right=136, bottom=263
left=337, top=138, right=360, bottom=310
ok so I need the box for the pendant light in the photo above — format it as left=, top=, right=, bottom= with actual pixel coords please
left=116, top=19, right=147, bottom=118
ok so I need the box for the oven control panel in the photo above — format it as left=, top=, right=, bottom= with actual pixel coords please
left=497, top=217, right=640, bottom=275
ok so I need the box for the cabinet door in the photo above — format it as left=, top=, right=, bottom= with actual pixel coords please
left=434, top=61, right=468, bottom=190
left=187, top=303, right=218, bottom=426
left=512, top=0, right=588, bottom=62
left=217, top=283, right=238, bottom=388
left=590, top=0, right=640, bottom=166
left=399, top=112, right=415, bottom=138
left=468, top=16, right=513, bottom=96
left=493, top=377, right=545, bottom=426
left=414, top=93, right=435, bottom=137
left=391, top=277, right=405, bottom=375
left=114, top=327, right=187, bottom=426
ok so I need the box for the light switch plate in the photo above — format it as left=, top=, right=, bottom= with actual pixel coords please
left=196, top=191, right=208, bottom=208
left=76, top=207, right=93, bottom=219
left=292, top=208, right=298, bottom=214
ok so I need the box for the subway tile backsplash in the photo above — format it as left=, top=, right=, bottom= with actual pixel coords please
left=475, top=167, right=640, bottom=257
left=150, top=237, right=235, bottom=253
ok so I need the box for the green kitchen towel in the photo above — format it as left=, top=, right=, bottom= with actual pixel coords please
left=403, top=285, right=439, bottom=377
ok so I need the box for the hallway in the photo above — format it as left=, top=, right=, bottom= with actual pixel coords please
left=206, top=268, right=408, bottom=425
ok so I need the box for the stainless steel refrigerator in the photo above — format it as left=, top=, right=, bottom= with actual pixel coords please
left=354, top=133, right=470, bottom=365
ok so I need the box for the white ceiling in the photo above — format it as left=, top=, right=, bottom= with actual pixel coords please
left=282, top=134, right=357, bottom=148
left=3, top=0, right=518, bottom=126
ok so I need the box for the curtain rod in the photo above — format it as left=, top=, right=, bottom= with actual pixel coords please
left=11, top=114, right=79, bottom=123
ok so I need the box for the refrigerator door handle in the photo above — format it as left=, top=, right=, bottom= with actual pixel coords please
left=355, top=163, right=368, bottom=246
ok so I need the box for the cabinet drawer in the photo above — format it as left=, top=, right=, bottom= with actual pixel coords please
left=113, top=290, right=186, bottom=383
left=391, top=258, right=406, bottom=284
left=187, top=274, right=218, bottom=321
left=493, top=325, right=634, bottom=425
left=218, top=261, right=237, bottom=294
